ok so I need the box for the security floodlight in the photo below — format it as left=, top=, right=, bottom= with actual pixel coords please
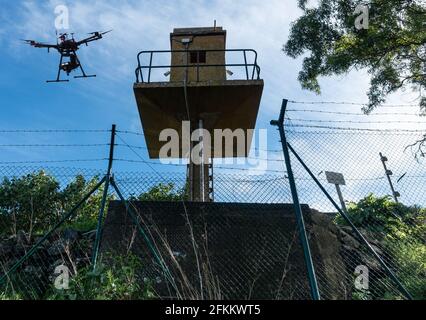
left=325, top=171, right=347, bottom=213
left=325, top=171, right=346, bottom=186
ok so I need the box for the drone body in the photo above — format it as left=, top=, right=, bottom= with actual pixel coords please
left=23, top=31, right=111, bottom=83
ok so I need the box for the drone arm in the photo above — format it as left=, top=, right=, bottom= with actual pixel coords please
left=76, top=35, right=102, bottom=46
left=30, top=42, right=58, bottom=49
left=76, top=30, right=111, bottom=46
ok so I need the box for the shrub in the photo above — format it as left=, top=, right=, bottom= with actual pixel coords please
left=47, top=254, right=154, bottom=300
left=335, top=194, right=426, bottom=299
left=138, top=183, right=187, bottom=201
left=0, top=172, right=61, bottom=236
left=0, top=172, right=109, bottom=236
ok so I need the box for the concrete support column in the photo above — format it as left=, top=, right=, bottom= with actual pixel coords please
left=188, top=119, right=211, bottom=202
left=188, top=163, right=211, bottom=202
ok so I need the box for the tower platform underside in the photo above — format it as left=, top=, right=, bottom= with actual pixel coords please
left=134, top=79, right=264, bottom=159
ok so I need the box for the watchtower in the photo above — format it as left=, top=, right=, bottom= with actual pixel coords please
left=134, top=26, right=264, bottom=202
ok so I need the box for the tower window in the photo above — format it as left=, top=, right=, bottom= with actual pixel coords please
left=190, top=51, right=206, bottom=64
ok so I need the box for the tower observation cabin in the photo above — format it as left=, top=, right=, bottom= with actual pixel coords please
left=134, top=26, right=264, bottom=202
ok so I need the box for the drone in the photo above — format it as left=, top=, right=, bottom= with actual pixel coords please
left=22, top=30, right=111, bottom=83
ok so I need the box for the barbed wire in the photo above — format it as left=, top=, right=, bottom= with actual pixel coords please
left=0, top=159, right=108, bottom=165
left=286, top=124, right=426, bottom=133
left=286, top=109, right=421, bottom=116
left=114, top=158, right=184, bottom=167
left=0, top=144, right=109, bottom=148
left=286, top=130, right=424, bottom=136
left=116, top=131, right=281, bottom=153
left=116, top=130, right=145, bottom=136
left=285, top=118, right=426, bottom=125
left=287, top=100, right=419, bottom=108
left=115, top=133, right=288, bottom=174
left=0, top=129, right=110, bottom=134
left=115, top=143, right=284, bottom=155
left=114, top=158, right=287, bottom=174
left=115, top=134, right=184, bottom=182
left=0, top=125, right=423, bottom=175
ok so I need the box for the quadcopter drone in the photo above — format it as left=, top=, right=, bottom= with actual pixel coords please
left=22, top=30, right=111, bottom=83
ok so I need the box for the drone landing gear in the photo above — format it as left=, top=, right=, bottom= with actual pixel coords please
left=47, top=54, right=70, bottom=83
left=46, top=79, right=69, bottom=83
left=46, top=51, right=96, bottom=83
left=74, top=74, right=96, bottom=79
left=74, top=54, right=96, bottom=79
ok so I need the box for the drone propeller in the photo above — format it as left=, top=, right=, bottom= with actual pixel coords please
left=101, top=29, right=113, bottom=35
left=21, top=39, right=36, bottom=45
left=88, top=29, right=113, bottom=36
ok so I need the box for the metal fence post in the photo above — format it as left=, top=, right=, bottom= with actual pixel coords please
left=271, top=99, right=321, bottom=300
left=91, top=124, right=116, bottom=269
left=286, top=143, right=413, bottom=300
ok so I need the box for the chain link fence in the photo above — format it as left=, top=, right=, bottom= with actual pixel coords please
left=0, top=166, right=300, bottom=299
left=0, top=167, right=107, bottom=299
left=0, top=117, right=425, bottom=300
left=285, top=121, right=426, bottom=300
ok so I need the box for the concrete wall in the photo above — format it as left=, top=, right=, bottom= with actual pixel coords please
left=101, top=201, right=348, bottom=300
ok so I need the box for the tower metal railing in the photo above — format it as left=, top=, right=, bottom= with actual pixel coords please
left=135, top=49, right=261, bottom=83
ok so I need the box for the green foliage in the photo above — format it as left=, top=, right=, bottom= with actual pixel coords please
left=335, top=194, right=426, bottom=299
left=0, top=172, right=61, bottom=236
left=138, top=183, right=186, bottom=201
left=47, top=254, right=154, bottom=300
left=336, top=194, right=425, bottom=238
left=352, top=289, right=372, bottom=300
left=0, top=292, right=23, bottom=300
left=0, top=170, right=185, bottom=238
left=61, top=175, right=113, bottom=232
left=284, top=0, right=426, bottom=111
left=391, top=239, right=426, bottom=299
left=0, top=172, right=107, bottom=236
left=0, top=171, right=182, bottom=300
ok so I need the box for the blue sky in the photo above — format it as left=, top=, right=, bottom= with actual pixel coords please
left=0, top=0, right=306, bottom=172
left=0, top=1, right=425, bottom=207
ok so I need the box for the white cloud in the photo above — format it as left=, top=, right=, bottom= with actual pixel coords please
left=7, top=0, right=420, bottom=109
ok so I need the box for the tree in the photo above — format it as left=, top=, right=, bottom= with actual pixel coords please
left=138, top=183, right=186, bottom=202
left=0, top=172, right=105, bottom=236
left=0, top=171, right=185, bottom=238
left=60, top=174, right=107, bottom=231
left=0, top=172, right=61, bottom=237
left=284, top=0, right=426, bottom=112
